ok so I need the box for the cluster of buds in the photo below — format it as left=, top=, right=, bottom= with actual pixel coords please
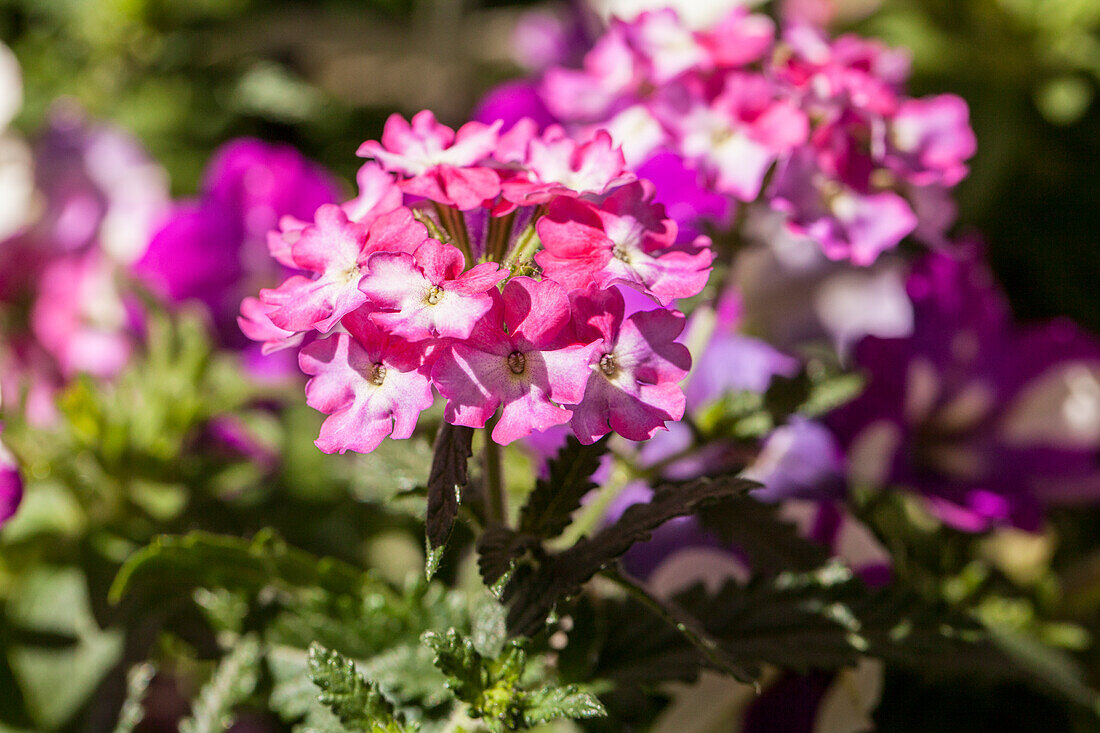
left=243, top=112, right=707, bottom=452
left=478, top=7, right=977, bottom=264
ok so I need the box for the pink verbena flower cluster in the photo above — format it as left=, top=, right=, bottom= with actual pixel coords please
left=476, top=7, right=977, bottom=265
left=244, top=112, right=705, bottom=453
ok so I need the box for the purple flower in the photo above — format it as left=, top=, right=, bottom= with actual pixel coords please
left=32, top=104, right=170, bottom=261
left=473, top=81, right=557, bottom=132
left=134, top=137, right=340, bottom=342
left=829, top=245, right=1100, bottom=531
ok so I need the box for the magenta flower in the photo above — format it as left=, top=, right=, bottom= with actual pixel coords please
left=536, top=181, right=713, bottom=304
left=135, top=137, right=340, bottom=346
left=567, top=286, right=690, bottom=443
left=298, top=312, right=434, bottom=455
left=432, top=277, right=596, bottom=445
left=261, top=205, right=428, bottom=333
left=0, top=424, right=23, bottom=527
left=358, top=111, right=502, bottom=210
left=360, top=238, right=507, bottom=341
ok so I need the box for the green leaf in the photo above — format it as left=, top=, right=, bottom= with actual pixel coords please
left=268, top=645, right=345, bottom=732
left=307, top=643, right=409, bottom=733
left=520, top=684, right=606, bottom=727
left=109, top=530, right=374, bottom=607
left=471, top=597, right=508, bottom=659
left=180, top=634, right=262, bottom=733
left=425, top=423, right=473, bottom=554
left=518, top=436, right=609, bottom=539
left=5, top=566, right=124, bottom=730
left=498, top=475, right=758, bottom=635
left=421, top=630, right=486, bottom=705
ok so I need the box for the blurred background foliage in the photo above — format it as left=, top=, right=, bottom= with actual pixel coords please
left=1, top=0, right=1096, bottom=332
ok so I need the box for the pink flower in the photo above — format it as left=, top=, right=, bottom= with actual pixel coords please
left=698, top=7, right=775, bottom=67
left=431, top=277, right=596, bottom=445
left=31, top=251, right=132, bottom=379
left=625, top=9, right=710, bottom=84
left=343, top=161, right=404, bottom=223
left=358, top=111, right=502, bottom=210
left=666, top=74, right=809, bottom=200
left=568, top=287, right=691, bottom=443
left=541, top=26, right=639, bottom=122
left=360, top=238, right=507, bottom=341
left=237, top=296, right=305, bottom=355
left=260, top=204, right=428, bottom=333
left=298, top=312, right=434, bottom=454
left=536, top=181, right=713, bottom=304
left=499, top=127, right=634, bottom=210
left=886, top=94, right=976, bottom=187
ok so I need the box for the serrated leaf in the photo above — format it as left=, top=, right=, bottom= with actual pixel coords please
left=425, top=423, right=473, bottom=552
left=521, top=684, right=606, bottom=726
left=476, top=526, right=541, bottom=587
left=696, top=496, right=831, bottom=573
left=519, top=436, right=609, bottom=539
left=307, top=643, right=408, bottom=733
left=500, top=475, right=758, bottom=635
left=180, top=635, right=262, bottom=733
left=421, top=630, right=486, bottom=704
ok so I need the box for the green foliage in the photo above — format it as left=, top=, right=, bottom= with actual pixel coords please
left=422, top=629, right=604, bottom=732
left=180, top=634, right=262, bottom=733
left=307, top=644, right=410, bottom=733
left=109, top=530, right=368, bottom=608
